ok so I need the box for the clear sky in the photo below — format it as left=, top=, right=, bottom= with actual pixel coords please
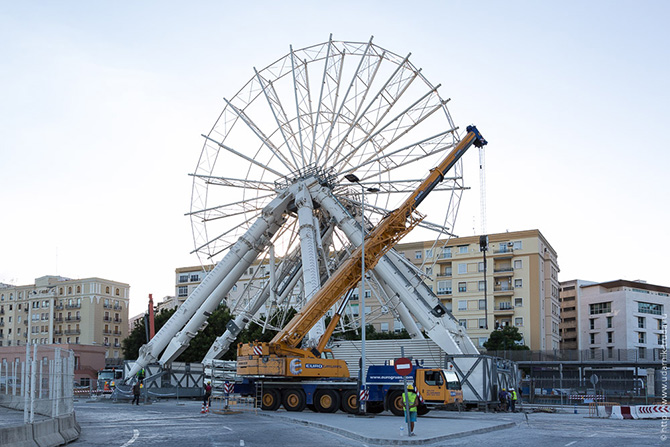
left=1, top=1, right=668, bottom=318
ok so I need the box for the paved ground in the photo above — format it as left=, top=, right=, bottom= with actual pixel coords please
left=2, top=399, right=667, bottom=446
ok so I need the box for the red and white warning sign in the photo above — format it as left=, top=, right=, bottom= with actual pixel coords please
left=394, top=357, right=413, bottom=376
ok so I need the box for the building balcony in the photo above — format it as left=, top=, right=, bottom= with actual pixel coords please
left=113, top=331, right=122, bottom=336
left=54, top=317, right=63, bottom=323
left=103, top=303, right=113, bottom=309
left=437, top=270, right=452, bottom=277
left=113, top=305, right=122, bottom=310
left=54, top=305, right=64, bottom=310
left=494, top=303, right=515, bottom=315
left=103, top=316, right=112, bottom=322
left=436, top=253, right=452, bottom=261
left=114, top=343, right=121, bottom=348
left=65, top=304, right=81, bottom=309
left=493, top=267, right=513, bottom=276
left=113, top=318, right=122, bottom=324
left=103, top=330, right=113, bottom=335
left=23, top=320, right=27, bottom=325
left=65, top=316, right=81, bottom=322
left=103, top=342, right=110, bottom=347
left=23, top=307, right=28, bottom=312
left=54, top=330, right=63, bottom=336
left=64, top=329, right=80, bottom=335
left=437, top=290, right=453, bottom=296
left=493, top=285, right=514, bottom=295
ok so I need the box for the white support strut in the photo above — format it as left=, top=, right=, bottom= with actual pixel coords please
left=127, top=189, right=293, bottom=380
left=294, top=180, right=325, bottom=343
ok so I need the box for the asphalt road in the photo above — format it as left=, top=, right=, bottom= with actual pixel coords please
left=73, top=400, right=666, bottom=447
left=74, top=400, right=365, bottom=447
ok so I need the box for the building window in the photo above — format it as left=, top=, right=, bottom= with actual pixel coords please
left=638, top=317, right=645, bottom=329
left=425, top=267, right=433, bottom=276
left=478, top=299, right=486, bottom=310
left=513, top=279, right=522, bottom=289
left=458, top=263, right=467, bottom=274
left=589, top=318, right=595, bottom=330
left=437, top=280, right=452, bottom=295
left=607, top=332, right=613, bottom=344
left=459, top=319, right=467, bottom=328
left=513, top=241, right=522, bottom=250
left=606, top=316, right=613, bottom=328
left=478, top=262, right=484, bottom=272
left=105, top=287, right=110, bottom=294
left=441, top=247, right=452, bottom=259
left=658, top=334, right=665, bottom=345
left=457, top=300, right=467, bottom=311
left=425, top=249, right=433, bottom=259
left=458, top=246, right=468, bottom=254
left=513, top=260, right=522, bottom=269
left=190, top=274, right=200, bottom=282
left=638, top=347, right=646, bottom=359
left=589, top=302, right=612, bottom=315
left=458, top=282, right=467, bottom=293
left=478, top=337, right=487, bottom=347
left=414, top=251, right=422, bottom=260
left=178, top=286, right=188, bottom=297
left=76, top=286, right=81, bottom=293
left=514, top=317, right=523, bottom=327
left=115, top=288, right=120, bottom=296
left=380, top=322, right=389, bottom=332
left=638, top=332, right=646, bottom=344
left=478, top=318, right=487, bottom=329
left=478, top=281, right=486, bottom=291
left=179, top=275, right=188, bottom=283
left=514, top=297, right=523, bottom=307
left=590, top=333, right=595, bottom=344
left=638, top=302, right=663, bottom=315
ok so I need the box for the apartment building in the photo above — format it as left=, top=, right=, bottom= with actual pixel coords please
left=169, top=229, right=559, bottom=351
left=395, top=229, right=561, bottom=350
left=0, top=275, right=129, bottom=359
left=575, top=279, right=669, bottom=357
left=558, top=279, right=596, bottom=349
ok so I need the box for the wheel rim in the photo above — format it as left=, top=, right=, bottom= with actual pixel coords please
left=319, top=394, right=333, bottom=408
left=263, top=392, right=275, bottom=407
left=286, top=392, right=300, bottom=407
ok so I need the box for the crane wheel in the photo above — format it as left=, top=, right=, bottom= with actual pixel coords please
left=340, top=389, right=358, bottom=414
left=260, top=389, right=281, bottom=411
left=314, top=389, right=340, bottom=413
left=282, top=388, right=306, bottom=412
left=388, top=391, right=405, bottom=416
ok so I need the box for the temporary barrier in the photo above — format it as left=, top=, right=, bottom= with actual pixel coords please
left=635, top=405, right=670, bottom=419
left=590, top=402, right=619, bottom=417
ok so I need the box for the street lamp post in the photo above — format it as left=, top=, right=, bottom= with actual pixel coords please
left=344, top=173, right=378, bottom=414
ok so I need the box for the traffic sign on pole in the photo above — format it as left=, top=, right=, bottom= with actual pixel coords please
left=394, top=357, right=413, bottom=376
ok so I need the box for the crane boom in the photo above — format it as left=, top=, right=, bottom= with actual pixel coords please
left=239, top=126, right=486, bottom=364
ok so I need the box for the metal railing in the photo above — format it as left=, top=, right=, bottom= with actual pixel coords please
left=490, top=348, right=666, bottom=363
left=0, top=345, right=75, bottom=423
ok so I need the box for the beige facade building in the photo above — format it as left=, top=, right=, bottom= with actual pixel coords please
left=558, top=279, right=595, bottom=350
left=0, top=275, right=129, bottom=359
left=394, top=229, right=561, bottom=350
left=170, top=229, right=560, bottom=352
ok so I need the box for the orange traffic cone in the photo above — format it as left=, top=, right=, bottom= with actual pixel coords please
left=205, top=402, right=210, bottom=413
left=201, top=403, right=206, bottom=414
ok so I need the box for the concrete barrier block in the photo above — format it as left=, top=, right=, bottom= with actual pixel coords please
left=32, top=419, right=65, bottom=447
left=57, top=413, right=81, bottom=443
left=610, top=406, right=623, bottom=419
left=0, top=424, right=38, bottom=447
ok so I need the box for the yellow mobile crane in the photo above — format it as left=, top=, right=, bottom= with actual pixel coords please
left=236, top=126, right=487, bottom=412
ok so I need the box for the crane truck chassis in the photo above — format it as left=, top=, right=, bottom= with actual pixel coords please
left=230, top=358, right=462, bottom=415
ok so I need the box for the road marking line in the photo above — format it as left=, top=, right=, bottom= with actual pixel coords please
left=121, top=429, right=139, bottom=447
left=588, top=433, right=598, bottom=437
left=565, top=442, right=577, bottom=446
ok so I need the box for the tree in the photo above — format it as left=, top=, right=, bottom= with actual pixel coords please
left=483, top=326, right=530, bottom=351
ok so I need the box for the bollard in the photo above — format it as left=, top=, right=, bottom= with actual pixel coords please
left=574, top=404, right=577, bottom=414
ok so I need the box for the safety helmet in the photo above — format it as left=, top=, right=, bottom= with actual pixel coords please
left=407, top=384, right=414, bottom=391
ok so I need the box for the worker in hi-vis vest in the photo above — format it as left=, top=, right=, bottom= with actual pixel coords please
left=402, top=384, right=419, bottom=435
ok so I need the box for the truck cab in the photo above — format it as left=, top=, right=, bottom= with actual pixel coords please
left=415, top=368, right=463, bottom=408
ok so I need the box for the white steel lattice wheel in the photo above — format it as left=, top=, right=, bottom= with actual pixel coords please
left=189, top=36, right=467, bottom=328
